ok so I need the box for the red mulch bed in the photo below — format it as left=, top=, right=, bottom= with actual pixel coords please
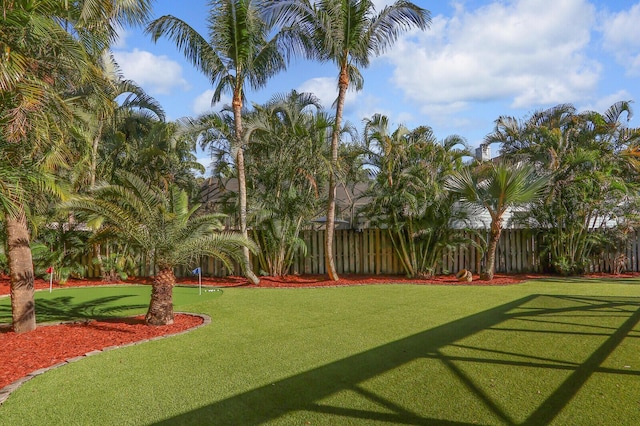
left=2, top=271, right=639, bottom=392
left=0, top=314, right=202, bottom=390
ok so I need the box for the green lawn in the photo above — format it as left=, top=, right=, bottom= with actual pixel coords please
left=0, top=284, right=222, bottom=323
left=1, top=279, right=639, bottom=425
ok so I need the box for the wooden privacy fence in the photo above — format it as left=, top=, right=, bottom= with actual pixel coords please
left=285, top=229, right=540, bottom=276
left=83, top=228, right=640, bottom=278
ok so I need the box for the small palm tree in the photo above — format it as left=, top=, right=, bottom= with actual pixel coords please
left=62, top=172, right=256, bottom=325
left=446, top=162, right=548, bottom=281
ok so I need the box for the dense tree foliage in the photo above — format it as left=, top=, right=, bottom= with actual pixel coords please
left=263, top=0, right=431, bottom=280
left=1, top=0, right=153, bottom=333
left=243, top=91, right=333, bottom=276
left=4, top=1, right=640, bottom=334
left=360, top=114, right=474, bottom=278
left=493, top=102, right=640, bottom=275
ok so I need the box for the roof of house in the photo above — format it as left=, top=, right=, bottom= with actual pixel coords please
left=199, top=178, right=371, bottom=228
left=200, top=178, right=370, bottom=207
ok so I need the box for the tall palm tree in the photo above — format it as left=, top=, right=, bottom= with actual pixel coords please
left=264, top=0, right=431, bottom=280
left=1, top=0, right=154, bottom=333
left=446, top=162, right=548, bottom=281
left=62, top=172, right=256, bottom=325
left=146, top=0, right=289, bottom=285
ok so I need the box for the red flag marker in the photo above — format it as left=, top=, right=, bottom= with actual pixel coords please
left=47, top=267, right=54, bottom=292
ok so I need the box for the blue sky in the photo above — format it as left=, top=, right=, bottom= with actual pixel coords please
left=113, top=0, right=640, bottom=165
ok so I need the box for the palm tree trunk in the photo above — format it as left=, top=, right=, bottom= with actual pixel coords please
left=6, top=210, right=36, bottom=333
left=233, top=91, right=260, bottom=285
left=326, top=172, right=339, bottom=280
left=481, top=220, right=502, bottom=281
left=325, top=64, right=349, bottom=281
left=145, top=267, right=175, bottom=325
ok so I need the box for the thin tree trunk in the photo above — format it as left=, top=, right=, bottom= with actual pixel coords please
left=93, top=243, right=107, bottom=280
left=90, top=122, right=103, bottom=189
left=481, top=219, right=502, bottom=281
left=233, top=89, right=259, bottom=285
left=326, top=63, right=349, bottom=281
left=145, top=267, right=175, bottom=325
left=89, top=126, right=109, bottom=280
left=236, top=148, right=259, bottom=284
left=6, top=211, right=36, bottom=333
left=326, top=172, right=339, bottom=280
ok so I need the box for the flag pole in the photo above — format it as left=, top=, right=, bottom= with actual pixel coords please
left=49, top=267, right=53, bottom=293
left=192, top=267, right=202, bottom=295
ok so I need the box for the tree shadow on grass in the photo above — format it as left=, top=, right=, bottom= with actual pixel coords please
left=153, top=294, right=640, bottom=425
left=0, top=295, right=148, bottom=324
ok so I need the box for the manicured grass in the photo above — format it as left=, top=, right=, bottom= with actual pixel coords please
left=0, top=285, right=222, bottom=323
left=1, top=279, right=640, bottom=425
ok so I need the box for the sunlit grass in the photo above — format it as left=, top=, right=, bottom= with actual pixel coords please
left=1, top=279, right=639, bottom=425
left=0, top=285, right=222, bottom=323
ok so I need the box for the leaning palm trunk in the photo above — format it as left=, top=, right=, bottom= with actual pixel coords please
left=145, top=267, right=175, bottom=325
left=6, top=211, right=36, bottom=333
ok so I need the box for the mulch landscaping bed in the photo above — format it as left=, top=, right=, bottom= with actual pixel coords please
left=1, top=271, right=639, bottom=393
left=0, top=314, right=202, bottom=390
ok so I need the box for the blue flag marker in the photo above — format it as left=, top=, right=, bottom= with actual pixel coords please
left=192, top=267, right=202, bottom=295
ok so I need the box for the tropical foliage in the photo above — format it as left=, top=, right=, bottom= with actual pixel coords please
left=61, top=172, right=255, bottom=325
left=244, top=91, right=333, bottom=276
left=147, top=0, right=290, bottom=285
left=361, top=114, right=475, bottom=278
left=446, top=161, right=548, bottom=280
left=1, top=0, right=154, bottom=333
left=493, top=102, right=640, bottom=275
left=264, top=0, right=431, bottom=280
left=5, top=0, right=640, bottom=335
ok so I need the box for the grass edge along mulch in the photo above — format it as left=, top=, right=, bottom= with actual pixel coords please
left=0, top=312, right=209, bottom=405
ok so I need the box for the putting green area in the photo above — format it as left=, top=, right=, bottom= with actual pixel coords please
left=0, top=284, right=222, bottom=323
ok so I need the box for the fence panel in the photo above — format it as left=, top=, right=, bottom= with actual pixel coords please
left=84, top=228, right=640, bottom=278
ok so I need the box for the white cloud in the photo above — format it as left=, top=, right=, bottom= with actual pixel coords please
left=350, top=93, right=386, bottom=125
left=112, top=49, right=190, bottom=95
left=601, top=3, right=640, bottom=76
left=372, top=0, right=396, bottom=11
left=579, top=90, right=633, bottom=115
left=113, top=25, right=128, bottom=49
left=191, top=90, right=232, bottom=115
left=297, top=77, right=360, bottom=111
left=394, top=111, right=415, bottom=126
left=385, top=0, right=601, bottom=112
left=195, top=155, right=213, bottom=177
